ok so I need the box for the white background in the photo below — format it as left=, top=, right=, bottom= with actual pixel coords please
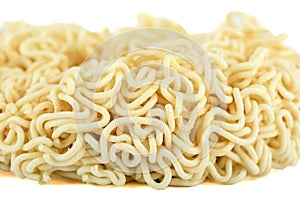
left=0, top=0, right=299, bottom=199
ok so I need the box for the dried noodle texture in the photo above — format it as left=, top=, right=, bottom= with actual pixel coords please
left=0, top=23, right=109, bottom=178
left=199, top=12, right=300, bottom=178
left=0, top=13, right=300, bottom=190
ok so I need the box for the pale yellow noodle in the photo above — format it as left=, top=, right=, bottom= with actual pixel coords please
left=0, top=12, right=300, bottom=189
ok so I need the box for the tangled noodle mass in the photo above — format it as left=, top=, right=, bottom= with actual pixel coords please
left=0, top=12, right=300, bottom=189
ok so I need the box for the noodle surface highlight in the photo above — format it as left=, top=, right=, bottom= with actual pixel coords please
left=0, top=12, right=300, bottom=189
